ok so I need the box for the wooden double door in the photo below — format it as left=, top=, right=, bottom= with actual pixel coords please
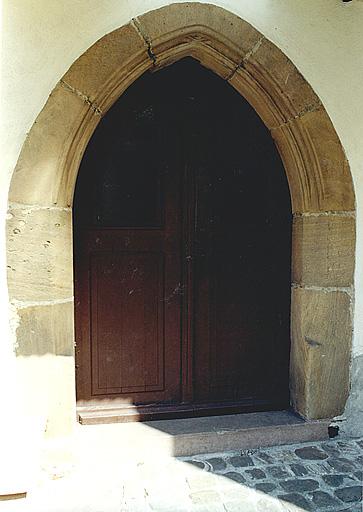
left=74, top=59, right=292, bottom=419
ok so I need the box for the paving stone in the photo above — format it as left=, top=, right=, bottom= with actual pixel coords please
left=321, top=442, right=341, bottom=457
left=223, top=472, right=246, bottom=484
left=189, top=460, right=207, bottom=470
left=304, top=461, right=334, bottom=475
left=289, top=463, right=308, bottom=476
left=336, top=440, right=361, bottom=456
left=229, top=455, right=254, bottom=468
left=266, top=465, right=291, bottom=479
left=255, top=482, right=277, bottom=493
left=272, top=449, right=297, bottom=463
left=279, top=478, right=319, bottom=493
left=328, top=457, right=356, bottom=472
left=295, top=446, right=329, bottom=460
left=278, top=493, right=312, bottom=511
left=334, top=485, right=363, bottom=503
left=322, top=474, right=345, bottom=487
left=206, top=457, right=227, bottom=472
left=254, top=452, right=275, bottom=464
left=309, top=490, right=343, bottom=508
left=245, top=468, right=266, bottom=480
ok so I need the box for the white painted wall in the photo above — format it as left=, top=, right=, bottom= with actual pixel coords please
left=1, top=0, right=363, bottom=460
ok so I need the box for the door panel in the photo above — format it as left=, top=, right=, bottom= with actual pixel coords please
left=90, top=250, right=165, bottom=395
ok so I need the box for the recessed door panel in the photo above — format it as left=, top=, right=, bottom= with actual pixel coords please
left=90, top=251, right=165, bottom=395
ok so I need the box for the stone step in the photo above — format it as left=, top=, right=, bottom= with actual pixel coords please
left=76, top=410, right=331, bottom=458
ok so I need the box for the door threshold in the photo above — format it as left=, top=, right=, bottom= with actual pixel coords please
left=75, top=410, right=331, bottom=457
left=77, top=400, right=288, bottom=425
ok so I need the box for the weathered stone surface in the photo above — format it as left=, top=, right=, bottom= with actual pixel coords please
left=16, top=302, right=74, bottom=357
left=245, top=469, right=266, bottom=480
left=255, top=482, right=276, bottom=493
left=278, top=493, right=312, bottom=511
left=63, top=24, right=149, bottom=105
left=137, top=3, right=262, bottom=71
left=309, top=491, right=341, bottom=508
left=290, top=288, right=352, bottom=419
left=229, top=67, right=286, bottom=129
left=223, top=472, right=245, bottom=484
left=9, top=84, right=98, bottom=207
left=279, top=478, right=319, bottom=493
left=254, top=452, right=274, bottom=464
left=328, top=458, right=356, bottom=473
left=289, top=463, right=308, bottom=476
left=292, top=215, right=355, bottom=287
left=207, top=458, right=227, bottom=472
left=322, top=474, right=345, bottom=487
left=229, top=455, right=254, bottom=468
left=245, top=37, right=321, bottom=122
left=335, top=486, right=362, bottom=503
left=295, top=446, right=329, bottom=460
left=266, top=466, right=290, bottom=480
left=7, top=207, right=72, bottom=301
left=271, top=108, right=355, bottom=213
left=189, top=460, right=206, bottom=470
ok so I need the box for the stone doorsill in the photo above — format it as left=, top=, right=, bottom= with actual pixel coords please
left=77, top=410, right=331, bottom=457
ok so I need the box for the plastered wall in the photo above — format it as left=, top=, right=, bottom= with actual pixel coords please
left=1, top=0, right=363, bottom=441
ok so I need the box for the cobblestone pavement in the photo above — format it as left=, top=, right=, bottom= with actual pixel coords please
left=4, top=435, right=362, bottom=512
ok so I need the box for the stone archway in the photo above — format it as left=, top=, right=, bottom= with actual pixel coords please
left=7, top=3, right=355, bottom=436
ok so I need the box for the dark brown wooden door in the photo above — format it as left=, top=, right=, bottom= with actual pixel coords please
left=74, top=59, right=292, bottom=417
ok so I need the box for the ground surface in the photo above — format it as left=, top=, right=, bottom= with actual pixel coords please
left=3, top=432, right=362, bottom=511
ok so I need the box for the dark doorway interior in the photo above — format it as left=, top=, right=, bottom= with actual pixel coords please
left=73, top=58, right=292, bottom=421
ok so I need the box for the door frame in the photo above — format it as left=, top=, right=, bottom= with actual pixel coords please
left=7, top=3, right=355, bottom=435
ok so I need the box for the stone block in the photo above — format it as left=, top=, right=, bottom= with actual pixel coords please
left=137, top=3, right=262, bottom=69
left=63, top=24, right=149, bottom=106
left=15, top=302, right=74, bottom=357
left=292, top=215, right=355, bottom=287
left=9, top=83, right=98, bottom=207
left=245, top=38, right=321, bottom=121
left=272, top=108, right=355, bottom=213
left=290, top=288, right=352, bottom=419
left=229, top=68, right=286, bottom=130
left=7, top=207, right=73, bottom=301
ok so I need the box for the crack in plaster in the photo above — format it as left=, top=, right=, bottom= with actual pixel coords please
left=131, top=17, right=157, bottom=65
left=60, top=80, right=102, bottom=116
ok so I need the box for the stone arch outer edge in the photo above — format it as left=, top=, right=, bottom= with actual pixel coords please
left=7, top=3, right=356, bottom=428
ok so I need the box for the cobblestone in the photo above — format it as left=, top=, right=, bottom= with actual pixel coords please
left=12, top=434, right=363, bottom=511
left=295, top=446, right=329, bottom=460
left=279, top=478, right=319, bottom=493
left=334, top=485, right=363, bottom=503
